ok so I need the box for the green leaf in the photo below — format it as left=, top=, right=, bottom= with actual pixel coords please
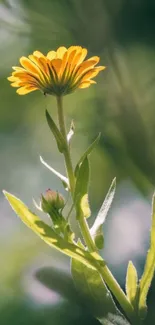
left=138, top=193, right=155, bottom=319
left=40, top=155, right=69, bottom=189
left=74, top=133, right=101, bottom=177
left=3, top=191, right=99, bottom=270
left=46, top=109, right=66, bottom=153
left=67, top=120, right=75, bottom=144
left=71, top=258, right=130, bottom=325
left=90, top=178, right=116, bottom=249
left=125, top=261, right=138, bottom=308
left=74, top=156, right=91, bottom=219
left=93, top=225, right=104, bottom=250
left=36, top=266, right=80, bottom=304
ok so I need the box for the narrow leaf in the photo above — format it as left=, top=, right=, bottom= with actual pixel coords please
left=93, top=225, right=104, bottom=250
left=33, top=198, right=42, bottom=211
left=3, top=191, right=98, bottom=270
left=46, top=109, right=65, bottom=153
left=90, top=178, right=116, bottom=249
left=74, top=156, right=91, bottom=219
left=75, top=133, right=101, bottom=177
left=40, top=155, right=69, bottom=189
left=71, top=258, right=130, bottom=325
left=126, top=261, right=138, bottom=307
left=138, top=193, right=155, bottom=319
left=67, top=120, right=75, bottom=144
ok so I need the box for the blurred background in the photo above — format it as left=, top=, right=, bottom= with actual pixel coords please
left=1, top=0, right=155, bottom=324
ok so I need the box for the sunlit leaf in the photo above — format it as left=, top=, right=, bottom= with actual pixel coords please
left=125, top=261, right=138, bottom=308
left=71, top=258, right=130, bottom=325
left=138, top=193, right=155, bottom=319
left=74, top=156, right=91, bottom=219
left=93, top=225, right=104, bottom=250
left=90, top=178, right=116, bottom=249
left=3, top=191, right=98, bottom=270
left=45, top=109, right=65, bottom=153
left=67, top=120, right=75, bottom=144
left=74, top=133, right=101, bottom=177
left=40, top=155, right=69, bottom=189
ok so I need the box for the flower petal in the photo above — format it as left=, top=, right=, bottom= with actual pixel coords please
left=81, top=66, right=106, bottom=82
left=29, top=55, right=50, bottom=78
left=11, top=81, right=23, bottom=87
left=87, top=56, right=100, bottom=64
left=50, top=59, right=62, bottom=77
left=16, top=86, right=38, bottom=95
left=33, top=50, right=45, bottom=58
left=47, top=50, right=56, bottom=60
left=56, top=46, right=67, bottom=59
left=78, top=81, right=92, bottom=88
left=8, top=76, right=18, bottom=82
left=20, top=57, right=42, bottom=76
left=12, top=72, right=38, bottom=84
left=72, top=48, right=88, bottom=66
left=77, top=60, right=98, bottom=73
left=12, top=66, right=26, bottom=72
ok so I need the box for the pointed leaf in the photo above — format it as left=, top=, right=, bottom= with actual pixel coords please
left=33, top=198, right=42, bottom=211
left=71, top=258, right=130, bottom=325
left=138, top=193, right=155, bottom=319
left=40, top=155, right=69, bottom=189
left=74, top=156, right=91, bottom=219
left=126, top=261, right=138, bottom=307
left=90, top=178, right=116, bottom=249
left=46, top=109, right=65, bottom=153
left=75, top=133, right=101, bottom=177
left=3, top=191, right=99, bottom=270
left=67, top=120, right=75, bottom=144
left=93, top=225, right=104, bottom=250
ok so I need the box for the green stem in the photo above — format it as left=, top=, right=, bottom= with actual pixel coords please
left=79, top=215, right=97, bottom=252
left=56, top=95, right=136, bottom=324
left=56, top=96, right=96, bottom=252
left=56, top=96, right=75, bottom=194
left=98, top=264, right=137, bottom=324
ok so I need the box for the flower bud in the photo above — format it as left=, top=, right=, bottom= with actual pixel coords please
left=41, top=189, right=65, bottom=214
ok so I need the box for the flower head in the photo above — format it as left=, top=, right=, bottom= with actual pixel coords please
left=7, top=46, right=105, bottom=96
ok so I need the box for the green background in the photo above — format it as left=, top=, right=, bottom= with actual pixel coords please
left=1, top=0, right=155, bottom=324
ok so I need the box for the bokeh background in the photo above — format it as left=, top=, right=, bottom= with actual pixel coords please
left=1, top=0, right=155, bottom=324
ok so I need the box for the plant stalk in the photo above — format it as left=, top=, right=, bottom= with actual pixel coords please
left=56, top=95, right=136, bottom=324
left=57, top=96, right=75, bottom=195
left=97, top=264, right=138, bottom=324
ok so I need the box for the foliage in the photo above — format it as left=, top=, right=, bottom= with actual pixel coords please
left=2, top=1, right=155, bottom=325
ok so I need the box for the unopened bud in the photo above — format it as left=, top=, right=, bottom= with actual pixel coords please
left=41, top=189, right=65, bottom=214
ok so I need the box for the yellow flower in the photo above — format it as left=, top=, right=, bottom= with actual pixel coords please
left=7, top=46, right=105, bottom=96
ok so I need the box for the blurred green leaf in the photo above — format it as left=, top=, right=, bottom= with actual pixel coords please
left=46, top=109, right=66, bottom=153
left=138, top=193, right=155, bottom=319
left=90, top=178, right=116, bottom=249
left=36, top=266, right=80, bottom=303
left=3, top=191, right=97, bottom=269
left=74, top=156, right=91, bottom=219
left=125, top=261, right=138, bottom=308
left=75, top=133, right=101, bottom=178
left=71, top=258, right=130, bottom=325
